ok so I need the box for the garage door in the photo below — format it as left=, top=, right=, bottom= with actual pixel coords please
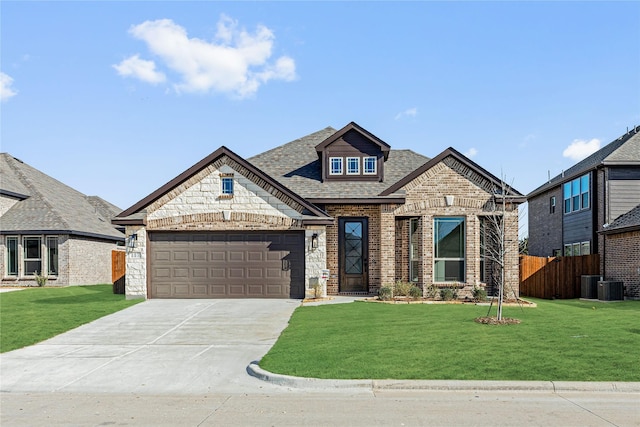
left=149, top=231, right=305, bottom=299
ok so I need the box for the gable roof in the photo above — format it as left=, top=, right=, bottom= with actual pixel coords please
left=600, top=203, right=640, bottom=235
left=249, top=126, right=430, bottom=202
left=0, top=153, right=124, bottom=241
left=379, top=147, right=525, bottom=200
left=114, top=146, right=332, bottom=224
left=314, top=121, right=391, bottom=160
left=528, top=126, right=640, bottom=198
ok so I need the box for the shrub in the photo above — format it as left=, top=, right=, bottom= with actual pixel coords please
left=393, top=281, right=413, bottom=297
left=425, top=284, right=439, bottom=299
left=378, top=286, right=393, bottom=301
left=33, top=272, right=47, bottom=287
left=311, top=282, right=322, bottom=299
left=408, top=286, right=423, bottom=300
left=439, top=288, right=458, bottom=301
left=472, top=286, right=487, bottom=302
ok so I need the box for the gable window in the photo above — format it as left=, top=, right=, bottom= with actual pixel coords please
left=346, top=157, right=360, bottom=175
left=220, top=174, right=234, bottom=197
left=434, top=217, right=465, bottom=282
left=47, top=237, right=58, bottom=275
left=550, top=196, right=556, bottom=214
left=6, top=236, right=18, bottom=276
left=23, top=236, right=42, bottom=275
left=363, top=157, right=377, bottom=175
left=563, top=173, right=589, bottom=214
left=330, top=157, right=343, bottom=175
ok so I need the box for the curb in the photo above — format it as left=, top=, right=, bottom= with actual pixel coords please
left=247, top=363, right=640, bottom=393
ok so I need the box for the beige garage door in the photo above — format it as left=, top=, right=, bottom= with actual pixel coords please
left=149, top=231, right=304, bottom=299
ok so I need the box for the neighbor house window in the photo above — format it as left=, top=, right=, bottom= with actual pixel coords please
left=581, top=241, right=590, bottom=255
left=550, top=196, right=556, bottom=214
left=346, top=157, right=360, bottom=175
left=47, top=236, right=58, bottom=275
left=220, top=174, right=234, bottom=197
left=563, top=173, right=589, bottom=213
left=434, top=217, right=465, bottom=282
left=363, top=157, right=377, bottom=175
left=409, top=218, right=420, bottom=282
left=563, top=241, right=590, bottom=256
left=330, top=157, right=343, bottom=175
left=6, top=236, right=18, bottom=276
left=23, top=236, right=42, bottom=275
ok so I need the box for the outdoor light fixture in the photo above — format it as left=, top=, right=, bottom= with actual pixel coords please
left=311, top=233, right=319, bottom=249
left=127, top=233, right=137, bottom=249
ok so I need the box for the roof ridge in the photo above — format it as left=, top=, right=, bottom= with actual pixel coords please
left=248, top=126, right=336, bottom=161
left=5, top=155, right=71, bottom=230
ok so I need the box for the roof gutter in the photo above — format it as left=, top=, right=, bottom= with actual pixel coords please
left=0, top=229, right=125, bottom=242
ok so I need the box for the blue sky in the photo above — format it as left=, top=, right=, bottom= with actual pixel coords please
left=2, top=1, right=639, bottom=238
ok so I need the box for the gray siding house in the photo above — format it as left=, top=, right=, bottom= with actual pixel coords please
left=527, top=126, right=640, bottom=296
left=0, top=153, right=125, bottom=286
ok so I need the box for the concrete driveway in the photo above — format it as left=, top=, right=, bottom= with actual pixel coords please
left=0, top=299, right=300, bottom=395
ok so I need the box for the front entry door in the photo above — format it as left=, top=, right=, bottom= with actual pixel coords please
left=339, top=218, right=368, bottom=293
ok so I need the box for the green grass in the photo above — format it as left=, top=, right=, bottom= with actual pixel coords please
left=0, top=285, right=142, bottom=353
left=260, top=299, right=640, bottom=381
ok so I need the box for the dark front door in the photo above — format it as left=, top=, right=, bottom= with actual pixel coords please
left=339, top=218, right=368, bottom=293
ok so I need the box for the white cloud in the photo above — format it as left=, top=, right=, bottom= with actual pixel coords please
left=464, top=148, right=478, bottom=159
left=113, top=54, right=166, bottom=84
left=394, top=107, right=418, bottom=120
left=116, top=16, right=296, bottom=98
left=562, top=138, right=601, bottom=161
left=1, top=72, right=18, bottom=101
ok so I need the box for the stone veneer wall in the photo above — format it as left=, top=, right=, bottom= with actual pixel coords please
left=304, top=226, right=327, bottom=297
left=604, top=230, right=640, bottom=299
left=124, top=225, right=147, bottom=299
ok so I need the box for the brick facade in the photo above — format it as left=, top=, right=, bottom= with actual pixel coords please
left=603, top=230, right=640, bottom=299
left=528, top=187, right=563, bottom=257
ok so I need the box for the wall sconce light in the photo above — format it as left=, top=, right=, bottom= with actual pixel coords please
left=311, top=233, right=319, bottom=249
left=127, top=233, right=137, bottom=249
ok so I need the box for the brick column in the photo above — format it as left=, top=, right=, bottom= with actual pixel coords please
left=379, top=205, right=396, bottom=288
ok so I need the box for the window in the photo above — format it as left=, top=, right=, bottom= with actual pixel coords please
left=434, top=217, right=465, bottom=282
left=221, top=174, right=234, bottom=197
left=363, top=157, right=377, bottom=175
left=409, top=218, right=420, bottom=282
left=550, top=196, right=556, bottom=214
left=6, top=237, right=18, bottom=276
left=564, top=244, right=572, bottom=256
left=346, top=157, right=360, bottom=175
left=563, top=173, right=589, bottom=214
left=23, top=236, right=42, bottom=275
left=47, top=237, right=58, bottom=275
left=581, top=241, right=590, bottom=255
left=329, top=157, right=343, bottom=175
left=564, top=241, right=591, bottom=256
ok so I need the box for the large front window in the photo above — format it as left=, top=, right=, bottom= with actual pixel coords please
left=434, top=217, right=465, bottom=282
left=564, top=173, right=589, bottom=213
left=23, top=236, right=42, bottom=275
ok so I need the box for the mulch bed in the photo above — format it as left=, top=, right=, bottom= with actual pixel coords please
left=474, top=316, right=521, bottom=325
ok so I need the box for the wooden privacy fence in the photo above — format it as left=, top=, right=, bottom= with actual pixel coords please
left=519, top=254, right=600, bottom=299
left=112, top=250, right=126, bottom=294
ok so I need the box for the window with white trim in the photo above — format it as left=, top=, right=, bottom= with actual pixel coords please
left=346, top=157, right=360, bottom=175
left=23, top=236, right=42, bottom=275
left=434, top=217, right=465, bottom=282
left=363, top=157, right=377, bottom=175
left=6, top=236, right=18, bottom=276
left=220, top=174, right=234, bottom=197
left=47, top=236, right=58, bottom=275
left=330, top=157, right=343, bottom=175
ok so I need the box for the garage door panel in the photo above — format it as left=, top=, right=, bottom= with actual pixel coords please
left=149, top=231, right=304, bottom=299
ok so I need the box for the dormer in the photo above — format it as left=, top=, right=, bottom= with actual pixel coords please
left=315, top=122, right=390, bottom=182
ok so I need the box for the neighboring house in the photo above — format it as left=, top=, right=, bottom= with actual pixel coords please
left=599, top=203, right=640, bottom=299
left=113, top=122, right=524, bottom=300
left=0, top=153, right=125, bottom=286
left=527, top=126, right=640, bottom=263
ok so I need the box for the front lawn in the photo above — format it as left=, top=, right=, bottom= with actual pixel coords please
left=0, top=285, right=142, bottom=353
left=260, top=298, right=640, bottom=381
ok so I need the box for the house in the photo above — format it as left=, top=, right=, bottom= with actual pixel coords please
left=113, top=122, right=524, bottom=300
left=599, top=203, right=640, bottom=299
left=527, top=126, right=640, bottom=276
left=0, top=153, right=125, bottom=286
